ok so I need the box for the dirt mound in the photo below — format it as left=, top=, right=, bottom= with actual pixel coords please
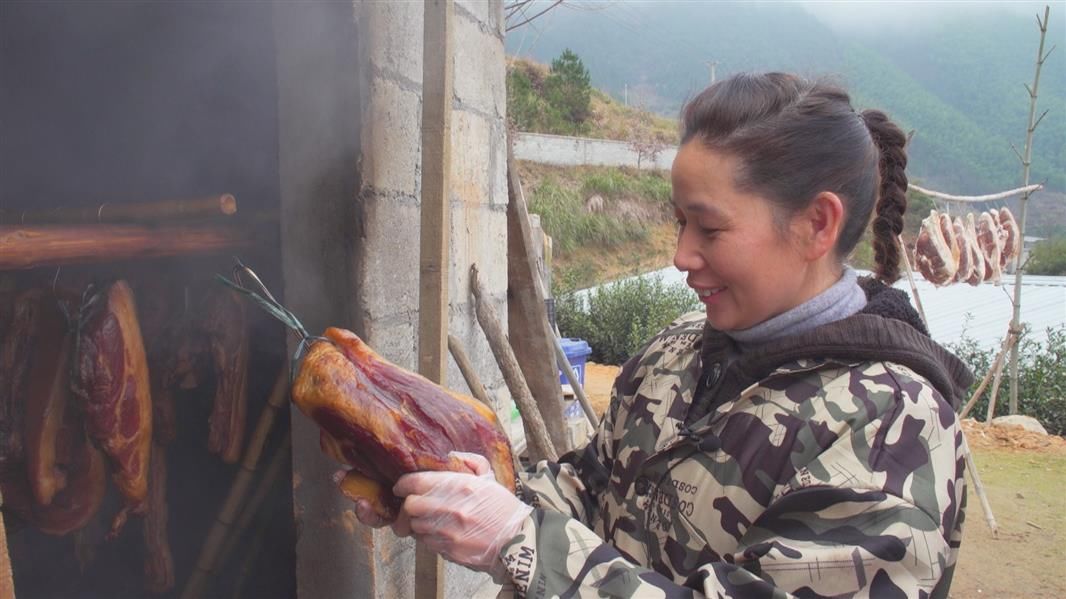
left=962, top=418, right=1066, bottom=454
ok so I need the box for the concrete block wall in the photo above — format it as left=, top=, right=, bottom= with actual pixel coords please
left=513, top=130, right=678, bottom=171
left=350, top=1, right=510, bottom=597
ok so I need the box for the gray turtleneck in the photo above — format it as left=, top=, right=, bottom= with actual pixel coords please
left=727, top=267, right=867, bottom=346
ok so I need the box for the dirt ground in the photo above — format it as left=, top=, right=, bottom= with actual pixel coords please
left=582, top=363, right=1066, bottom=597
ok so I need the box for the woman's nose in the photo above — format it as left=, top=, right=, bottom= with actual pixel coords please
left=673, top=227, right=705, bottom=272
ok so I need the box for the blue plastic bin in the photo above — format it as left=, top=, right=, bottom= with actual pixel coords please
left=558, top=338, right=592, bottom=387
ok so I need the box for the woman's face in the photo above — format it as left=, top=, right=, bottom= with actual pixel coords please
left=671, top=143, right=822, bottom=331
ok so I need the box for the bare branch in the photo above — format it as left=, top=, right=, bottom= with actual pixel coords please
left=506, top=0, right=565, bottom=32
left=505, top=0, right=536, bottom=18
left=1032, top=108, right=1050, bottom=131
left=1010, top=142, right=1025, bottom=163
left=1023, top=83, right=1034, bottom=98
left=1041, top=44, right=1057, bottom=64
left=908, top=183, right=1043, bottom=203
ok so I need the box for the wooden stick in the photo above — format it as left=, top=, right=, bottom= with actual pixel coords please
left=959, top=344, right=1007, bottom=420
left=447, top=334, right=492, bottom=407
left=552, top=335, right=599, bottom=429
left=418, top=1, right=454, bottom=596
left=215, top=433, right=292, bottom=577
left=0, top=194, right=237, bottom=225
left=897, top=235, right=928, bottom=329
left=0, top=490, right=14, bottom=599
left=506, top=144, right=569, bottom=454
left=448, top=334, right=522, bottom=476
left=984, top=331, right=1017, bottom=423
left=908, top=183, right=1042, bottom=203
left=180, top=368, right=289, bottom=599
left=470, top=264, right=558, bottom=462
left=961, top=433, right=998, bottom=538
left=0, top=224, right=253, bottom=270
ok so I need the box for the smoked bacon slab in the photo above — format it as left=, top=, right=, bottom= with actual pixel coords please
left=291, top=327, right=515, bottom=521
left=73, top=280, right=153, bottom=517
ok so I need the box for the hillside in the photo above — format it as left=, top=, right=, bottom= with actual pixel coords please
left=506, top=2, right=1065, bottom=194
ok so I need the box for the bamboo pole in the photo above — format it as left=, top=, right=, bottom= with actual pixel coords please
left=962, top=434, right=998, bottom=538
left=959, top=344, right=1008, bottom=421
left=896, top=235, right=928, bottom=329
left=0, top=224, right=253, bottom=270
left=0, top=490, right=14, bottom=599
left=470, top=264, right=558, bottom=462
left=985, top=334, right=1015, bottom=423
left=0, top=194, right=237, bottom=225
left=1009, top=6, right=1053, bottom=416
left=180, top=368, right=289, bottom=599
left=215, top=434, right=292, bottom=578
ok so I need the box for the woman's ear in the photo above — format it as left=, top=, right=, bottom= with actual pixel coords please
left=795, top=192, right=844, bottom=260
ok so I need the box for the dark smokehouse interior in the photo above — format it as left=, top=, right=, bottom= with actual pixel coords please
left=1, top=3, right=297, bottom=597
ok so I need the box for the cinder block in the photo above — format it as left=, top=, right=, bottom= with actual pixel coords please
left=363, top=1, right=423, bottom=85
left=453, top=15, right=504, bottom=118
left=362, top=77, right=422, bottom=196
left=450, top=110, right=494, bottom=203
left=359, top=196, right=421, bottom=326
left=455, top=0, right=504, bottom=39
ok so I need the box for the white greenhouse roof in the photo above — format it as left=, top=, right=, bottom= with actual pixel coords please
left=621, top=268, right=1065, bottom=351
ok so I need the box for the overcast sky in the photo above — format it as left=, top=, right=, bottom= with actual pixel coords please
left=798, top=1, right=1054, bottom=35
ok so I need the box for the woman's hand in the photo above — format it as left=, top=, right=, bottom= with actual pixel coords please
left=386, top=452, right=532, bottom=575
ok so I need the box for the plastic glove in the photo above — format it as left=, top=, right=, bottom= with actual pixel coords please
left=391, top=452, right=533, bottom=575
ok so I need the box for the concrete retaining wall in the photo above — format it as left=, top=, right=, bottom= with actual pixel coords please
left=514, top=131, right=677, bottom=170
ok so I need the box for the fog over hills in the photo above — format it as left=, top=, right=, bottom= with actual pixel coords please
left=506, top=1, right=1065, bottom=196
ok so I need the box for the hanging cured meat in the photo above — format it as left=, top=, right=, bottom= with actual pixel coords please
left=976, top=211, right=1003, bottom=284
left=73, top=280, right=153, bottom=532
left=201, top=287, right=249, bottom=464
left=963, top=214, right=986, bottom=286
left=951, top=216, right=976, bottom=285
left=914, top=210, right=959, bottom=286
left=997, top=207, right=1021, bottom=268
left=0, top=399, right=108, bottom=536
left=291, top=327, right=516, bottom=522
left=24, top=318, right=74, bottom=507
left=0, top=289, right=49, bottom=470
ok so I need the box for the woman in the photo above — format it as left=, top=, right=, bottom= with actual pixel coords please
left=360, top=73, right=973, bottom=598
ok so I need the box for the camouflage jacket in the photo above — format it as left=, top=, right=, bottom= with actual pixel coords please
left=499, top=301, right=972, bottom=598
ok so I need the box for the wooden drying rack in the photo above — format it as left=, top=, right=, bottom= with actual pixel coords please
left=0, top=194, right=255, bottom=270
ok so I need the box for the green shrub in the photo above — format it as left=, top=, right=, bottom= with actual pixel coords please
left=556, top=275, right=700, bottom=365
left=948, top=325, right=1066, bottom=436
left=1026, top=237, right=1066, bottom=276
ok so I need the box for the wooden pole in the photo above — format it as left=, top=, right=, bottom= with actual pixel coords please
left=0, top=224, right=253, bottom=270
left=985, top=333, right=1015, bottom=423
left=0, top=194, right=237, bottom=225
left=471, top=264, right=559, bottom=462
left=959, top=345, right=1008, bottom=421
left=961, top=434, right=998, bottom=538
left=181, top=369, right=289, bottom=599
left=1009, top=6, right=1052, bottom=416
left=907, top=183, right=1042, bottom=203
left=553, top=336, right=599, bottom=428
left=417, top=0, right=453, bottom=596
left=448, top=334, right=522, bottom=476
left=506, top=144, right=569, bottom=454
left=447, top=334, right=492, bottom=408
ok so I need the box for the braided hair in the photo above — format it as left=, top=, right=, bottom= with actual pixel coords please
left=681, top=73, right=909, bottom=283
